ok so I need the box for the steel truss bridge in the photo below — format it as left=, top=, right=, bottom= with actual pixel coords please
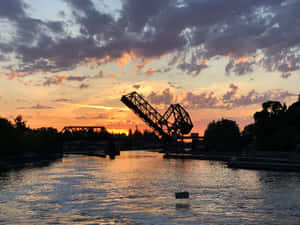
left=121, top=92, right=193, bottom=140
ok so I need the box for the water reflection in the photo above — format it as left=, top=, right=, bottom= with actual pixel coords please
left=1, top=151, right=300, bottom=224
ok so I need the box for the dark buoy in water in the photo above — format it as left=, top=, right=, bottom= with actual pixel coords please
left=175, top=191, right=189, bottom=199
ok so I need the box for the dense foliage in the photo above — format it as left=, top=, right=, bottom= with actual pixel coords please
left=0, top=116, right=60, bottom=155
left=204, top=118, right=241, bottom=152
left=204, top=97, right=300, bottom=152
left=248, top=99, right=300, bottom=151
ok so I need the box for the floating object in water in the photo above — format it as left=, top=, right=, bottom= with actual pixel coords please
left=175, top=191, right=189, bottom=199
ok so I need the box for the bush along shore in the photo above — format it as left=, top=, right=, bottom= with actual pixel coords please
left=0, top=116, right=63, bottom=172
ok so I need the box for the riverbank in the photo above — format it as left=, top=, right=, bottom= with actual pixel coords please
left=163, top=150, right=300, bottom=172
left=0, top=152, right=63, bottom=172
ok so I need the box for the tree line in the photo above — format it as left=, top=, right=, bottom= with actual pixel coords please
left=0, top=116, right=60, bottom=155
left=0, top=116, right=161, bottom=155
left=204, top=96, right=300, bottom=152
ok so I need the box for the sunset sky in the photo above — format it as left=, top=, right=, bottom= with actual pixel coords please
left=0, top=0, right=299, bottom=135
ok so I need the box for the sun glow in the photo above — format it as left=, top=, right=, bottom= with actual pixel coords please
left=107, top=128, right=129, bottom=135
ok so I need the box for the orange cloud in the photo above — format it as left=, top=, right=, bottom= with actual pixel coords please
left=136, top=58, right=153, bottom=70
left=16, top=99, right=24, bottom=103
left=236, top=56, right=249, bottom=63
left=98, top=55, right=111, bottom=64
left=235, top=56, right=261, bottom=64
left=117, top=51, right=136, bottom=68
left=201, top=59, right=209, bottom=66
left=7, top=71, right=21, bottom=80
left=43, top=74, right=66, bottom=86
left=91, top=70, right=104, bottom=79
left=107, top=73, right=119, bottom=78
left=144, top=68, right=156, bottom=75
left=83, top=51, right=137, bottom=69
left=136, top=64, right=145, bottom=70
left=57, top=74, right=67, bottom=82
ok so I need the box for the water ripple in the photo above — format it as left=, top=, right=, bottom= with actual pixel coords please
left=1, top=152, right=300, bottom=224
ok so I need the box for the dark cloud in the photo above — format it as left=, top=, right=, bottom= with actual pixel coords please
left=17, top=104, right=53, bottom=110
left=53, top=98, right=71, bottom=102
left=232, top=61, right=255, bottom=76
left=2, top=0, right=300, bottom=77
left=168, top=81, right=182, bottom=89
left=223, top=84, right=238, bottom=103
left=0, top=1, right=64, bottom=57
left=121, top=0, right=171, bottom=32
left=0, top=0, right=27, bottom=20
left=43, top=74, right=66, bottom=86
left=43, top=74, right=92, bottom=86
left=67, top=75, right=87, bottom=81
left=0, top=54, right=7, bottom=61
left=220, top=85, right=296, bottom=109
left=146, top=85, right=296, bottom=110
left=281, top=72, right=291, bottom=79
left=148, top=88, right=174, bottom=105
left=75, top=114, right=108, bottom=120
left=58, top=11, right=66, bottom=18
left=180, top=91, right=220, bottom=109
left=163, top=67, right=172, bottom=73
left=92, top=114, right=107, bottom=119
left=75, top=116, right=87, bottom=120
left=224, top=89, right=296, bottom=108
left=64, top=0, right=114, bottom=36
left=226, top=57, right=259, bottom=75
left=225, top=59, right=235, bottom=75
left=31, top=104, right=53, bottom=109
left=133, top=84, right=141, bottom=89
left=79, top=83, right=89, bottom=89
left=177, top=62, right=208, bottom=76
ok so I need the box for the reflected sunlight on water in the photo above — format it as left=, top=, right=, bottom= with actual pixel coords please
left=1, top=151, right=300, bottom=224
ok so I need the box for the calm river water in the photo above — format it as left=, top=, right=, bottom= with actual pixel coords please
left=1, top=151, right=300, bottom=224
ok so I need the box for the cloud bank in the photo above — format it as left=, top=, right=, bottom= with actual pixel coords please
left=0, top=0, right=300, bottom=77
left=147, top=84, right=296, bottom=109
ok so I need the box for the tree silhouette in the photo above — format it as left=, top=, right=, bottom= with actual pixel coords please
left=204, top=118, right=241, bottom=152
left=0, top=115, right=62, bottom=155
left=248, top=99, right=300, bottom=151
left=0, top=117, right=15, bottom=153
left=14, top=115, right=27, bottom=131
